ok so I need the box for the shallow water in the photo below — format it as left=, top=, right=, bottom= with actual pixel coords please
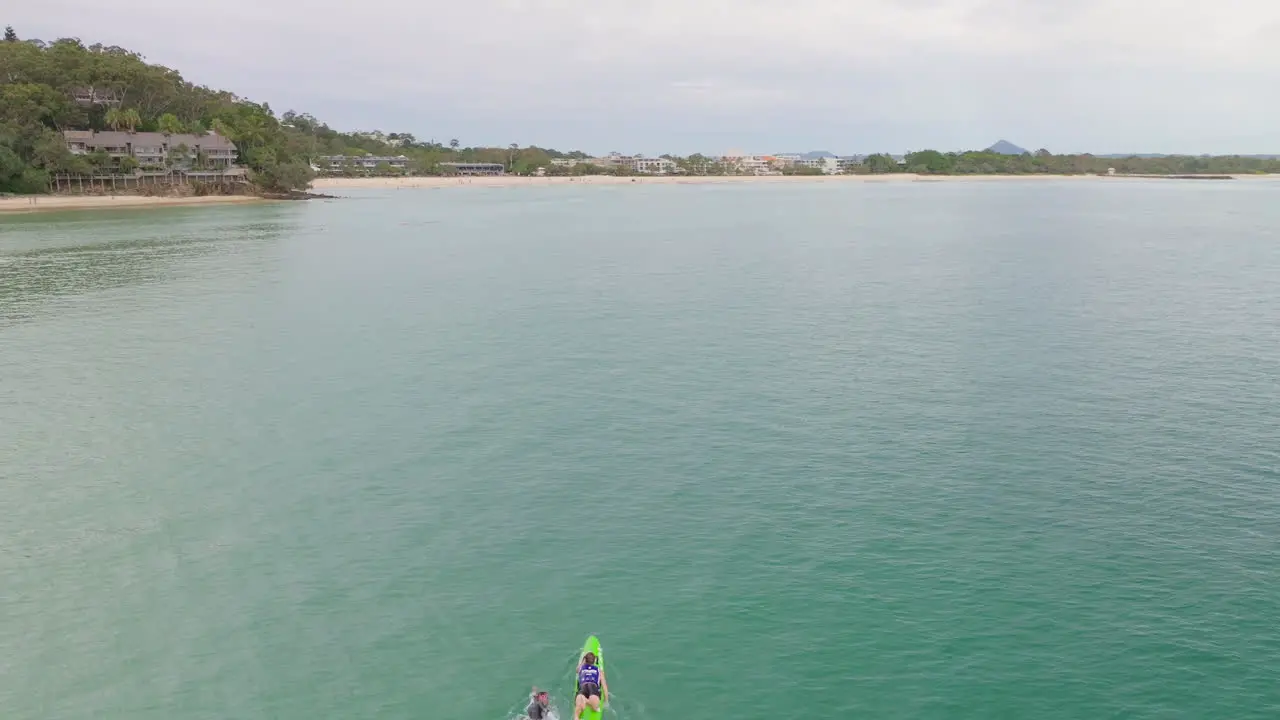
left=3, top=180, right=1279, bottom=719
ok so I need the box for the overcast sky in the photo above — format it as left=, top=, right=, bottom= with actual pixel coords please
left=12, top=1, right=1280, bottom=155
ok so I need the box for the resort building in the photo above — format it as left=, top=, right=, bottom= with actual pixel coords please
left=63, top=130, right=239, bottom=169
left=631, top=157, right=678, bottom=174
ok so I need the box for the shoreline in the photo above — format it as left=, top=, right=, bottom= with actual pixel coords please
left=5, top=172, right=1272, bottom=215
left=0, top=194, right=271, bottom=215
left=312, top=173, right=1273, bottom=190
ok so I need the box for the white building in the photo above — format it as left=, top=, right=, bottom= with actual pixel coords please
left=632, top=157, right=677, bottom=174
left=568, top=154, right=678, bottom=174
left=796, top=157, right=843, bottom=174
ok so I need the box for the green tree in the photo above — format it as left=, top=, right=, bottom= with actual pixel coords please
left=4, top=26, right=17, bottom=42
left=86, top=149, right=110, bottom=171
left=121, top=108, right=141, bottom=131
left=0, top=83, right=73, bottom=128
left=783, top=165, right=824, bottom=176
left=118, top=155, right=139, bottom=173
left=449, top=138, right=459, bottom=150
left=30, top=129, right=78, bottom=172
left=104, top=107, right=124, bottom=130
left=210, top=117, right=232, bottom=138
left=904, top=149, right=954, bottom=173
left=251, top=158, right=313, bottom=193
left=864, top=153, right=899, bottom=174
left=157, top=112, right=183, bottom=135
left=0, top=145, right=27, bottom=189
left=167, top=142, right=189, bottom=167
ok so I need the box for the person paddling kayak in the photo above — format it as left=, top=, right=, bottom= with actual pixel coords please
left=573, top=652, right=607, bottom=720
left=526, top=688, right=551, bottom=720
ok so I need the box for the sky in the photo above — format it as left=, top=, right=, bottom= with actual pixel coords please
left=11, top=1, right=1280, bottom=155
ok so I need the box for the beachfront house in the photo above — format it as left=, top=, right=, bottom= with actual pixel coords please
left=63, top=130, right=239, bottom=170
left=440, top=162, right=505, bottom=177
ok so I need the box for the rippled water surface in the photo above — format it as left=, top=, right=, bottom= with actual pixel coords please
left=3, top=180, right=1279, bottom=719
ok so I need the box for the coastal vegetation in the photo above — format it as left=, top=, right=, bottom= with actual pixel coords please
left=873, top=149, right=1280, bottom=176
left=2, top=26, right=1278, bottom=195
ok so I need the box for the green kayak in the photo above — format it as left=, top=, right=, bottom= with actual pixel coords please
left=574, top=635, right=606, bottom=720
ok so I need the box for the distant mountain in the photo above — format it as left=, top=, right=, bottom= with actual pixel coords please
left=800, top=150, right=838, bottom=160
left=986, top=140, right=1028, bottom=155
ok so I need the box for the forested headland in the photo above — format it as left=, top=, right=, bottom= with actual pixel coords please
left=0, top=29, right=591, bottom=194
left=2, top=26, right=1278, bottom=195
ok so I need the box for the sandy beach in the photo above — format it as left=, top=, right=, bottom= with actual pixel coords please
left=306, top=172, right=1275, bottom=191
left=0, top=194, right=269, bottom=215
left=311, top=173, right=1114, bottom=190
left=5, top=174, right=1269, bottom=215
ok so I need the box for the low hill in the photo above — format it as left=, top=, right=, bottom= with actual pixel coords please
left=986, top=140, right=1029, bottom=155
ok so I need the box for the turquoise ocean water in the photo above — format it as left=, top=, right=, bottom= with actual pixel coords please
left=2, top=180, right=1279, bottom=719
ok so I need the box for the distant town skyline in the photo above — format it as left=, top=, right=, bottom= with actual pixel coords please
left=11, top=1, right=1280, bottom=156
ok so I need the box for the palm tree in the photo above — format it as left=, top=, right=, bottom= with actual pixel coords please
left=508, top=143, right=519, bottom=172
left=122, top=108, right=141, bottom=132
left=210, top=118, right=232, bottom=139
left=157, top=113, right=184, bottom=135
left=167, top=143, right=190, bottom=169
left=104, top=107, right=124, bottom=131
left=449, top=138, right=459, bottom=151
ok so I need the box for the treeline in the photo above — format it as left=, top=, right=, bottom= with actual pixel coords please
left=861, top=149, right=1280, bottom=176
left=285, top=115, right=594, bottom=176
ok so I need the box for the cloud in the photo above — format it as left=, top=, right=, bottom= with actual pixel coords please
left=10, top=0, right=1280, bottom=153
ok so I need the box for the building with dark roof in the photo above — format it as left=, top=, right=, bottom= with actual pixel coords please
left=63, top=130, right=239, bottom=170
